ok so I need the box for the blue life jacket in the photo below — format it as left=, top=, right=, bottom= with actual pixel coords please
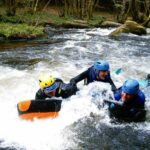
left=87, top=66, right=110, bottom=84
left=114, top=87, right=145, bottom=106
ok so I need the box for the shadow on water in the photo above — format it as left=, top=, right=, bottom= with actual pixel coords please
left=0, top=38, right=67, bottom=51
left=64, top=115, right=150, bottom=150
left=0, top=38, right=69, bottom=70
left=2, top=58, right=44, bottom=70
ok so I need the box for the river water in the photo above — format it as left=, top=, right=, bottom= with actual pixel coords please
left=0, top=27, right=150, bottom=150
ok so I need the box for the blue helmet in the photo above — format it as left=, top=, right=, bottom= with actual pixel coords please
left=122, top=79, right=139, bottom=94
left=93, top=60, right=109, bottom=71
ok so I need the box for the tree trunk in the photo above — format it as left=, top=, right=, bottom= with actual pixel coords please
left=77, top=0, right=81, bottom=19
left=56, top=0, right=65, bottom=17
left=81, top=0, right=85, bottom=19
left=33, top=0, right=39, bottom=12
left=73, top=0, right=77, bottom=17
left=69, top=0, right=73, bottom=16
left=117, top=0, right=141, bottom=23
left=64, top=0, right=67, bottom=16
left=88, top=0, right=93, bottom=19
left=142, top=15, right=150, bottom=27
left=63, top=0, right=93, bottom=20
left=117, top=0, right=130, bottom=23
left=130, top=0, right=140, bottom=22
left=86, top=0, right=94, bottom=20
left=144, top=0, right=150, bottom=17
left=5, top=0, right=16, bottom=16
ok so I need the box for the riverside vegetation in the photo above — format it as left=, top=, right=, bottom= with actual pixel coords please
left=0, top=0, right=150, bottom=41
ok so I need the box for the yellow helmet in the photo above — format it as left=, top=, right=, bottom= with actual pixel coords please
left=39, top=74, right=55, bottom=89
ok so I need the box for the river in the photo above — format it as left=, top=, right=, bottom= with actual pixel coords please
left=0, top=27, right=150, bottom=150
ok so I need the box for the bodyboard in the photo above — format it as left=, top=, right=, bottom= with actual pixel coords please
left=17, top=99, right=62, bottom=120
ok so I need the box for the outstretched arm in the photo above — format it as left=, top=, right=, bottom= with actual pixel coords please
left=70, top=69, right=89, bottom=84
left=108, top=77, right=117, bottom=92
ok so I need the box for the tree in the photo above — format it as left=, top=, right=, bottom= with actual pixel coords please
left=62, top=0, right=94, bottom=20
left=142, top=0, right=150, bottom=27
left=117, top=0, right=150, bottom=24
left=86, top=0, right=93, bottom=20
left=5, top=0, right=16, bottom=16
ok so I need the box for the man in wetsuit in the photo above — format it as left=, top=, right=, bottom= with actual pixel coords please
left=35, top=74, right=77, bottom=100
left=70, top=60, right=117, bottom=92
left=109, top=79, right=146, bottom=121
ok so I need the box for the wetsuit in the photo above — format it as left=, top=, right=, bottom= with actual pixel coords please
left=35, top=78, right=77, bottom=100
left=70, top=66, right=117, bottom=92
left=109, top=87, right=146, bottom=121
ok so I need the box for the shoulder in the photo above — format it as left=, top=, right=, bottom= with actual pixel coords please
left=83, top=66, right=92, bottom=73
left=36, top=89, right=44, bottom=95
left=55, top=78, right=63, bottom=83
left=55, top=78, right=67, bottom=89
left=79, top=67, right=92, bottom=76
left=90, top=66, right=94, bottom=70
left=88, top=66, right=96, bottom=75
left=137, top=90, right=145, bottom=103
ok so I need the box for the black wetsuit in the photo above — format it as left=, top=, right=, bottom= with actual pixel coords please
left=70, top=66, right=117, bottom=92
left=35, top=78, right=77, bottom=100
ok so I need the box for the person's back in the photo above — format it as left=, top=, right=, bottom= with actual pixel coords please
left=35, top=74, right=77, bottom=100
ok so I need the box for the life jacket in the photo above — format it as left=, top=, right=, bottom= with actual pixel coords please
left=86, top=66, right=110, bottom=84
left=114, top=87, right=145, bottom=108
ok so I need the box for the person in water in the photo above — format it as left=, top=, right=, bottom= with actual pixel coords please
left=70, top=60, right=117, bottom=92
left=35, top=74, right=77, bottom=100
left=109, top=79, right=146, bottom=121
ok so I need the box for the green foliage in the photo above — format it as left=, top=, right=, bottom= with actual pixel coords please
left=0, top=23, right=44, bottom=38
left=115, top=4, right=123, bottom=10
left=49, top=15, right=75, bottom=25
left=0, top=15, right=22, bottom=23
left=88, top=16, right=106, bottom=26
left=0, top=11, right=74, bottom=26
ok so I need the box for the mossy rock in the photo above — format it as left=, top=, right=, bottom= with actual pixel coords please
left=109, top=25, right=129, bottom=36
left=125, top=20, right=147, bottom=35
left=109, top=20, right=147, bottom=36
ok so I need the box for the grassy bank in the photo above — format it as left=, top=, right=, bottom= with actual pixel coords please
left=0, top=23, right=44, bottom=39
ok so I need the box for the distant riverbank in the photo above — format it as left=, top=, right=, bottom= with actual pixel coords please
left=0, top=7, right=120, bottom=41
